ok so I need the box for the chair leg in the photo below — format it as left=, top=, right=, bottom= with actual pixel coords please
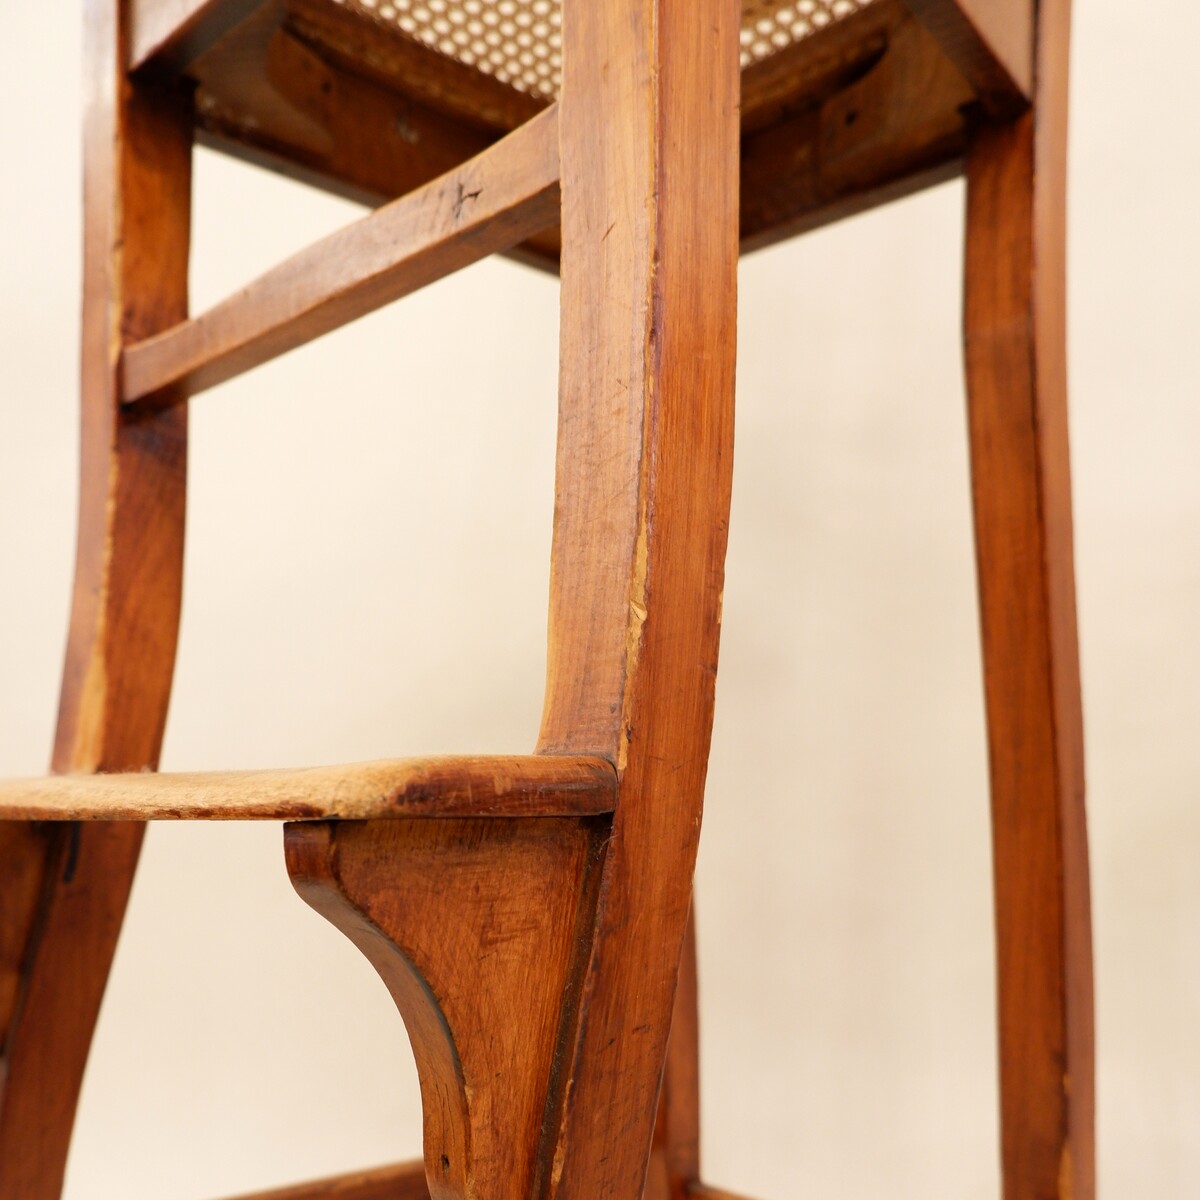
left=646, top=904, right=700, bottom=1200
left=0, top=7, right=191, bottom=1196
left=963, top=4, right=1094, bottom=1193
left=285, top=817, right=607, bottom=1200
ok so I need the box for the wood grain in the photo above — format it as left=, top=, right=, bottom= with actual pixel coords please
left=215, top=1159, right=429, bottom=1200
left=963, top=0, right=1093, bottom=1195
left=537, top=2, right=740, bottom=1199
left=0, top=10, right=193, bottom=1195
left=0, top=755, right=615, bottom=822
left=287, top=817, right=607, bottom=1200
left=647, top=905, right=701, bottom=1200
left=124, top=104, right=558, bottom=403
left=740, top=12, right=973, bottom=252
left=286, top=0, right=545, bottom=134
left=902, top=0, right=1032, bottom=111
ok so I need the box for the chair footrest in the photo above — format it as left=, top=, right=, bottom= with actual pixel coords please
left=0, top=754, right=616, bottom=822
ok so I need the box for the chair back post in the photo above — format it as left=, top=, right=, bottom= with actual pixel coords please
left=0, top=2, right=193, bottom=1196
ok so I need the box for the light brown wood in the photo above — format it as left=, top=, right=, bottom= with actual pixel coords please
left=0, top=6, right=193, bottom=1195
left=123, top=104, right=559, bottom=403
left=903, top=0, right=1032, bottom=111
left=963, top=0, right=1092, bottom=1196
left=536, top=3, right=740, bottom=1200
left=287, top=817, right=606, bottom=1200
left=0, top=754, right=616, bottom=822
left=215, top=1159, right=429, bottom=1200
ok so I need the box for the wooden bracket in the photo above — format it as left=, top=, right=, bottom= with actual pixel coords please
left=285, top=817, right=607, bottom=1200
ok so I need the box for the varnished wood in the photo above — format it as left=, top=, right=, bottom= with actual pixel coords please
left=287, top=817, right=607, bottom=1200
left=285, top=0, right=545, bottom=134
left=963, top=0, right=1093, bottom=1196
left=0, top=754, right=616, bottom=822
left=0, top=5, right=193, bottom=1194
left=686, top=1186, right=759, bottom=1200
left=740, top=12, right=972, bottom=252
left=903, top=0, right=1032, bottom=112
left=122, top=105, right=559, bottom=403
left=647, top=906, right=701, bottom=1200
left=130, top=0, right=262, bottom=72
left=216, top=1159, right=428, bottom=1200
left=131, top=0, right=1001, bottom=266
left=537, top=3, right=740, bottom=1199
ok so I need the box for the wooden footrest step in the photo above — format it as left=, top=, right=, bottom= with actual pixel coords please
left=0, top=754, right=615, bottom=822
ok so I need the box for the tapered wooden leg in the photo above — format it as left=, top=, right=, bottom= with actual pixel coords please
left=0, top=5, right=191, bottom=1195
left=964, top=3, right=1093, bottom=1196
left=285, top=817, right=607, bottom=1200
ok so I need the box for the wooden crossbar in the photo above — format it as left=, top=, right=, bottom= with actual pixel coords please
left=0, top=754, right=615, bottom=822
left=121, top=106, right=560, bottom=405
left=212, top=1159, right=428, bottom=1200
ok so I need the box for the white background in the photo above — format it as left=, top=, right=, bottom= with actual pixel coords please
left=0, top=2, right=1197, bottom=1197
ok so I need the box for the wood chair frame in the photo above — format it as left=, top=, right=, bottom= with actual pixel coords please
left=0, top=1, right=1092, bottom=1198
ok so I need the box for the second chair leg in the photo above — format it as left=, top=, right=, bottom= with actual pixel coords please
left=963, top=3, right=1094, bottom=1190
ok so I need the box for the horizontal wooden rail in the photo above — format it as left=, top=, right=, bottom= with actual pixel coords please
left=0, top=754, right=615, bottom=822
left=122, top=105, right=560, bottom=404
left=213, top=1159, right=428, bottom=1200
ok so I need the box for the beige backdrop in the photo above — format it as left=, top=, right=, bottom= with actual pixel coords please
left=1, top=3, right=1197, bottom=1198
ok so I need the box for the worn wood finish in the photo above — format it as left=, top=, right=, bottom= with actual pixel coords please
left=963, top=1, right=1093, bottom=1196
left=740, top=12, right=972, bottom=252
left=216, top=1159, right=429, bottom=1200
left=536, top=2, right=739, bottom=1199
left=903, top=0, right=1032, bottom=111
left=0, top=10, right=192, bottom=1197
left=287, top=817, right=606, bottom=1200
left=123, top=105, right=558, bottom=403
left=0, top=754, right=616, bottom=822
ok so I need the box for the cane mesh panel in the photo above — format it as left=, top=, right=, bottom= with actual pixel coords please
left=333, top=0, right=875, bottom=100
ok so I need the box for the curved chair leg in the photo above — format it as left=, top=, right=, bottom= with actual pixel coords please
left=0, top=6, right=191, bottom=1196
left=285, top=817, right=607, bottom=1200
left=963, top=3, right=1094, bottom=1196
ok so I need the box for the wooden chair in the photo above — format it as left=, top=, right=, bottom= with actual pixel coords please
left=0, top=1, right=1092, bottom=1198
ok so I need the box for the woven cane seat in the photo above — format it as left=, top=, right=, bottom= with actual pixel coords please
left=144, top=0, right=1024, bottom=256
left=329, top=0, right=874, bottom=100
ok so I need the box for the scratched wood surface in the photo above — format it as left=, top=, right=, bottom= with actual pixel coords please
left=535, top=4, right=740, bottom=1200
left=0, top=4, right=193, bottom=1196
left=963, top=0, right=1093, bottom=1196
left=0, top=754, right=615, bottom=822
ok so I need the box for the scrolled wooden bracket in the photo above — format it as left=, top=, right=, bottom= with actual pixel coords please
left=284, top=816, right=607, bottom=1200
